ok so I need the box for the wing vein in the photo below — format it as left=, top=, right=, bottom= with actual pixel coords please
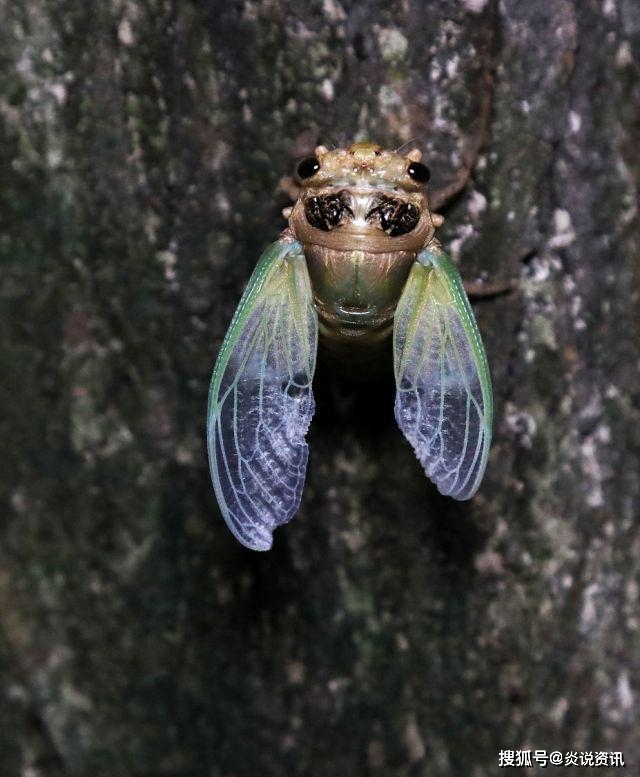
left=394, top=247, right=493, bottom=501
left=207, top=240, right=317, bottom=550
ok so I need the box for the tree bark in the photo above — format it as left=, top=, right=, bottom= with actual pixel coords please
left=1, top=0, right=639, bottom=774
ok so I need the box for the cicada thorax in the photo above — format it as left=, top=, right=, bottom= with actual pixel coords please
left=288, top=186, right=435, bottom=355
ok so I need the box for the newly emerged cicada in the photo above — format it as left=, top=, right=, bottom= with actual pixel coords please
left=207, top=142, right=493, bottom=550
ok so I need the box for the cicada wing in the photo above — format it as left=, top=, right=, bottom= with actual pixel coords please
left=393, top=246, right=493, bottom=500
left=207, top=238, right=318, bottom=550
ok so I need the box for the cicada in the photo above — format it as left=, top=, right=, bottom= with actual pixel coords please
left=207, top=142, right=492, bottom=550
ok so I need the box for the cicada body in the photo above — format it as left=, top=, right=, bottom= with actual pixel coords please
left=207, top=142, right=492, bottom=550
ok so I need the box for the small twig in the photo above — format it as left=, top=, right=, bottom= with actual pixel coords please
left=464, top=278, right=516, bottom=298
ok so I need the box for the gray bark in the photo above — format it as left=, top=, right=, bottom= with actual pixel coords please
left=1, top=0, right=639, bottom=775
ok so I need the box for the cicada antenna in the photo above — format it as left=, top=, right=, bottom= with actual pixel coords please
left=317, top=133, right=338, bottom=150
left=395, top=137, right=423, bottom=155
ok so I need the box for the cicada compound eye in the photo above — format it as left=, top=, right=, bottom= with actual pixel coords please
left=407, top=161, right=431, bottom=184
left=297, top=156, right=321, bottom=179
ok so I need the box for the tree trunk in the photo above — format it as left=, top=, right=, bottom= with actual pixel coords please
left=1, top=1, right=639, bottom=774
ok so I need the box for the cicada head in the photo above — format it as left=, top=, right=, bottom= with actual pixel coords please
left=289, top=142, right=442, bottom=253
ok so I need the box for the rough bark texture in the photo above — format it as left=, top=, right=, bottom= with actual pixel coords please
left=1, top=1, right=639, bottom=775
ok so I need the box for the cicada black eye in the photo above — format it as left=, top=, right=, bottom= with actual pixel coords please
left=297, top=157, right=321, bottom=179
left=407, top=161, right=431, bottom=184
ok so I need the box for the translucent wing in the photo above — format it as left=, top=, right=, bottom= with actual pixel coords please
left=207, top=238, right=318, bottom=550
left=394, top=246, right=493, bottom=500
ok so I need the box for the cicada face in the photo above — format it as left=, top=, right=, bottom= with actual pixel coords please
left=290, top=141, right=437, bottom=251
left=207, top=141, right=493, bottom=551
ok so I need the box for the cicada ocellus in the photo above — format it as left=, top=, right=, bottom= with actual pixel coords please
left=207, top=142, right=493, bottom=550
